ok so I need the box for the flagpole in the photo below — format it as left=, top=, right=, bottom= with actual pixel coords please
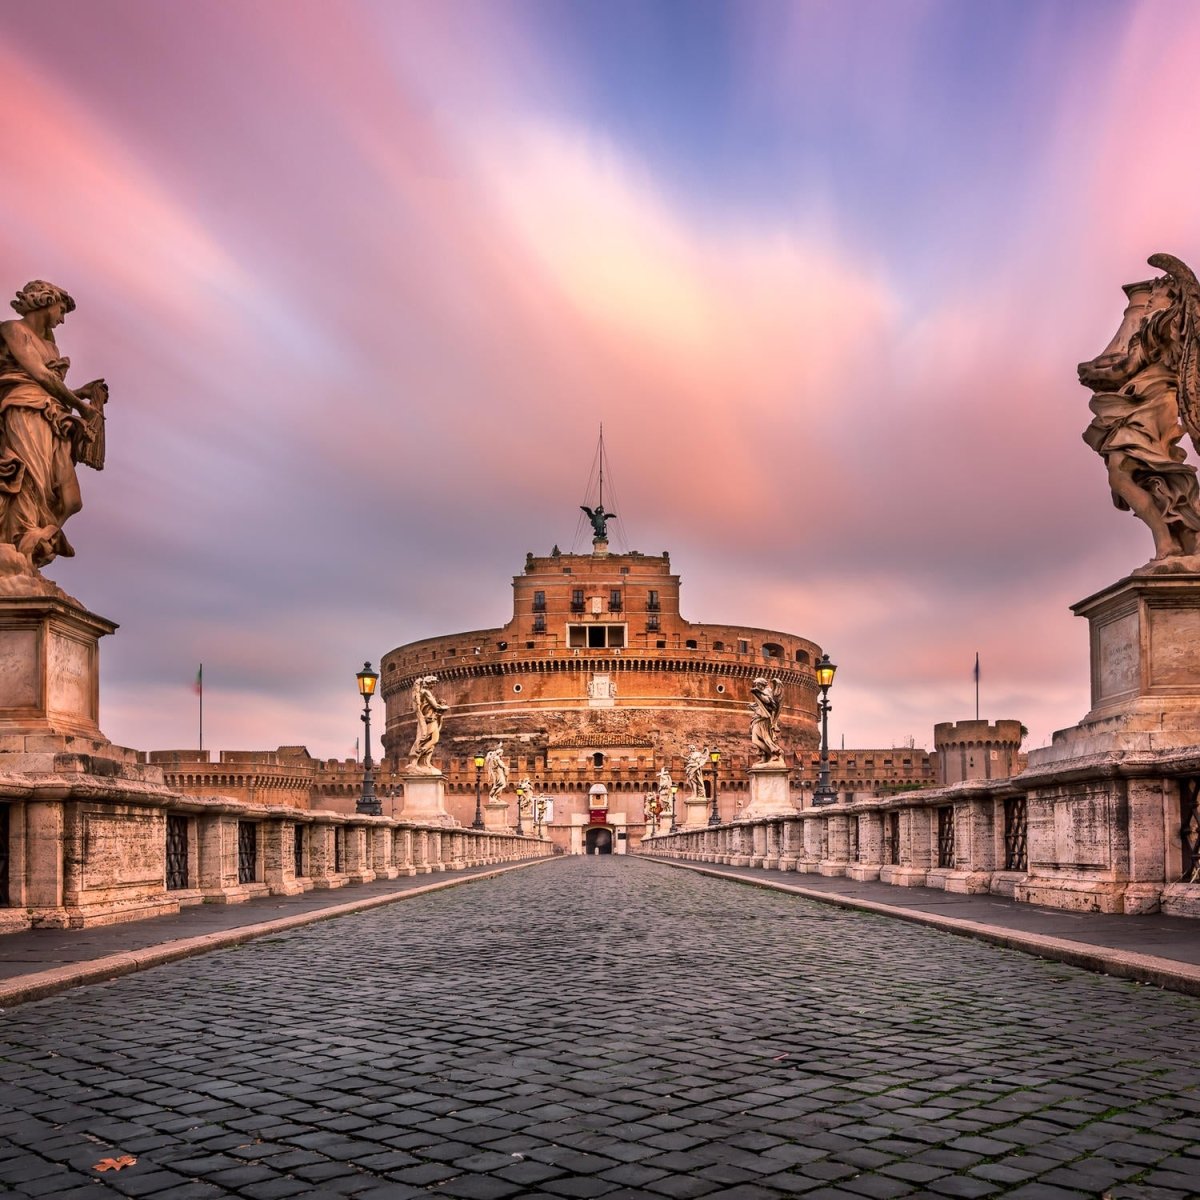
left=198, top=663, right=204, bottom=755
left=974, top=652, right=980, bottom=721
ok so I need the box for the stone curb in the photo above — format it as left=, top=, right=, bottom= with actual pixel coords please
left=645, top=859, right=1200, bottom=998
left=0, top=859, right=553, bottom=1009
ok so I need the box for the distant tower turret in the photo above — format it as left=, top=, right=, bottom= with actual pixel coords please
left=933, top=720, right=1023, bottom=786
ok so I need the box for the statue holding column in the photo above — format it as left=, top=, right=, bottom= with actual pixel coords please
left=656, top=765, right=673, bottom=818
left=1080, top=252, right=1200, bottom=569
left=408, top=675, right=448, bottom=771
left=749, top=676, right=785, bottom=765
left=0, top=280, right=107, bottom=580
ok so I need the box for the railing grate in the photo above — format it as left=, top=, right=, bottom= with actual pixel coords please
left=0, top=805, right=9, bottom=906
left=937, top=806, right=955, bottom=869
left=237, top=821, right=257, bottom=884
left=165, top=815, right=189, bottom=891
left=1004, top=796, right=1027, bottom=871
left=886, top=811, right=900, bottom=865
left=294, top=824, right=305, bottom=879
left=1181, top=779, right=1200, bottom=884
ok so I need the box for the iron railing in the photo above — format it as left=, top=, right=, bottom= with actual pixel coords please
left=165, top=814, right=189, bottom=890
left=1004, top=796, right=1027, bottom=871
left=937, top=806, right=955, bottom=869
left=237, top=821, right=257, bottom=884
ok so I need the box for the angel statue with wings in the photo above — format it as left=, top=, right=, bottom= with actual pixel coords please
left=581, top=503, right=616, bottom=541
left=1080, top=253, right=1200, bottom=566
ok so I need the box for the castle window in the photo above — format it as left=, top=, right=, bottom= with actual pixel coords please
left=716, top=683, right=725, bottom=694
left=647, top=590, right=660, bottom=611
left=568, top=624, right=626, bottom=649
left=656, top=640, right=666, bottom=649
left=533, top=614, right=546, bottom=633
left=685, top=639, right=697, bottom=649
left=763, top=643, right=782, bottom=659
left=571, top=589, right=584, bottom=612
left=533, top=591, right=546, bottom=612
left=593, top=752, right=604, bottom=768
left=738, top=640, right=749, bottom=654
left=713, top=641, right=724, bottom=651
left=513, top=683, right=522, bottom=693
left=647, top=615, right=660, bottom=632
left=609, top=589, right=622, bottom=613
left=795, top=649, right=809, bottom=664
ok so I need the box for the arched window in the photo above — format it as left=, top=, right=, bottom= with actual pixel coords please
left=593, top=752, right=604, bottom=768
left=795, top=649, right=809, bottom=664
left=762, top=642, right=782, bottom=660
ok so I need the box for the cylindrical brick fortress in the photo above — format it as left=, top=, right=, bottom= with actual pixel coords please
left=380, top=547, right=824, bottom=829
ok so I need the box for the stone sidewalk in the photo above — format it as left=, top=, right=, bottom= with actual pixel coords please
left=1, top=856, right=1198, bottom=1199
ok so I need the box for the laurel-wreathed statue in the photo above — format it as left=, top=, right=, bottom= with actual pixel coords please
left=1080, top=253, right=1200, bottom=571
left=0, top=280, right=107, bottom=584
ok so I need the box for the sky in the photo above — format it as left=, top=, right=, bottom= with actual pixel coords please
left=2, top=0, right=1199, bottom=760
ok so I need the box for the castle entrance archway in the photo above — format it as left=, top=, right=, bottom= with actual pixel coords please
left=585, top=827, right=612, bottom=855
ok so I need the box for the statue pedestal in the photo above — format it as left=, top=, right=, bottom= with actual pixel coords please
left=398, top=772, right=458, bottom=826
left=740, top=763, right=795, bottom=820
left=683, top=796, right=711, bottom=829
left=483, top=800, right=512, bottom=831
left=1031, top=573, right=1200, bottom=764
left=0, top=594, right=118, bottom=761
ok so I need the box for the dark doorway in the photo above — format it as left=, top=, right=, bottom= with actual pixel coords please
left=585, top=828, right=613, bottom=855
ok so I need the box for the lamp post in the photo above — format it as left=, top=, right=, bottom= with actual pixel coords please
left=669, top=785, right=678, bottom=833
left=355, top=661, right=381, bottom=816
left=515, top=785, right=526, bottom=836
left=472, top=753, right=485, bottom=829
left=708, top=749, right=721, bottom=826
left=812, top=653, right=838, bottom=806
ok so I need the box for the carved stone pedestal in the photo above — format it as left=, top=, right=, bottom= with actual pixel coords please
left=1033, top=573, right=1200, bottom=763
left=683, top=796, right=711, bottom=829
left=397, top=772, right=457, bottom=826
left=483, top=800, right=512, bottom=832
left=0, top=594, right=117, bottom=761
left=740, top=763, right=794, bottom=820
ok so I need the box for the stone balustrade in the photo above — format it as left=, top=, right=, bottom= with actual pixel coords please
left=638, top=754, right=1200, bottom=919
left=0, top=782, right=553, bottom=932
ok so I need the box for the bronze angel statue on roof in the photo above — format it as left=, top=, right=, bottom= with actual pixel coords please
left=581, top=503, right=616, bottom=540
left=1079, top=253, right=1200, bottom=569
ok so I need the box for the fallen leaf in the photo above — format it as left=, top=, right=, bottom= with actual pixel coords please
left=93, top=1156, right=137, bottom=1172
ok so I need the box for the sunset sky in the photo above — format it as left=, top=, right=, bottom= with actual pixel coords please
left=3, top=0, right=1199, bottom=761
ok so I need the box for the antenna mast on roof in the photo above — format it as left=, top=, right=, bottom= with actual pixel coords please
left=575, top=424, right=626, bottom=553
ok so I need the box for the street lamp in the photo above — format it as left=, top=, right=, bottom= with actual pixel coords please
left=708, top=749, right=721, bottom=826
left=515, top=784, right=526, bottom=836
left=472, top=753, right=486, bottom=829
left=355, top=661, right=381, bottom=816
left=669, top=785, right=678, bottom=833
left=645, top=792, right=658, bottom=837
left=812, top=653, right=838, bottom=806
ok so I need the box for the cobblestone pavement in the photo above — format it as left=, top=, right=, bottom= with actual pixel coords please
left=2, top=857, right=1198, bottom=1200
